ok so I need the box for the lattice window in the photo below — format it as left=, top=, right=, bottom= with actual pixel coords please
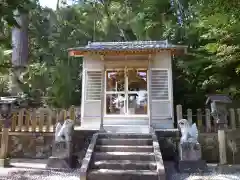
left=86, top=71, right=102, bottom=100
left=151, top=70, right=169, bottom=100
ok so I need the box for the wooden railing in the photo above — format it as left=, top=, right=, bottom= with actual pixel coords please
left=176, top=104, right=240, bottom=133
left=0, top=106, right=80, bottom=133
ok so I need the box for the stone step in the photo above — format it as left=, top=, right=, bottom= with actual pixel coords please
left=88, top=169, right=158, bottom=180
left=97, top=138, right=153, bottom=146
left=95, top=145, right=154, bottom=152
left=92, top=160, right=157, bottom=170
left=93, top=152, right=155, bottom=161
left=98, top=133, right=152, bottom=139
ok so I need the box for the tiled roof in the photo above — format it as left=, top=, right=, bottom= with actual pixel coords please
left=205, top=94, right=232, bottom=104
left=68, top=40, right=186, bottom=51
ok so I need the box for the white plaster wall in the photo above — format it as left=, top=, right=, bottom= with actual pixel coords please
left=151, top=51, right=174, bottom=128
left=83, top=54, right=104, bottom=70
left=81, top=54, right=103, bottom=127
left=152, top=51, right=171, bottom=68
left=81, top=51, right=174, bottom=129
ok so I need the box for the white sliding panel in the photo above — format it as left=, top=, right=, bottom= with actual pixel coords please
left=151, top=69, right=171, bottom=117
left=84, top=70, right=102, bottom=117
left=86, top=71, right=102, bottom=101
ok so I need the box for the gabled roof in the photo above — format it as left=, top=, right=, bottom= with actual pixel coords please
left=205, top=94, right=232, bottom=104
left=68, top=40, right=187, bottom=57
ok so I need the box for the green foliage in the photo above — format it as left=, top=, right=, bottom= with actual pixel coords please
left=0, top=0, right=240, bottom=109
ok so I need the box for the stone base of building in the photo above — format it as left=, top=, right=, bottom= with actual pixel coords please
left=178, top=160, right=207, bottom=173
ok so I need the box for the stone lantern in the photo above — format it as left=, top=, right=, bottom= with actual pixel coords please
left=206, top=94, right=232, bottom=165
left=0, top=96, right=22, bottom=167
left=206, top=94, right=232, bottom=129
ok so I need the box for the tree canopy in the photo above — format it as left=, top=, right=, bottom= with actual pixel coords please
left=0, top=0, right=239, bottom=109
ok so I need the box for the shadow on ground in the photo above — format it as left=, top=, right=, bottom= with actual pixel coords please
left=0, top=162, right=240, bottom=180
left=0, top=168, right=80, bottom=180
left=164, top=161, right=240, bottom=180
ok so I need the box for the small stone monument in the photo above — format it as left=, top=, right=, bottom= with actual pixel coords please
left=177, top=119, right=207, bottom=173
left=206, top=94, right=232, bottom=129
left=46, top=113, right=76, bottom=169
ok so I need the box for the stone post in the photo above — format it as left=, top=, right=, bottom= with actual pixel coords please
left=229, top=108, right=236, bottom=130
left=218, top=129, right=227, bottom=165
left=197, top=109, right=203, bottom=132
left=206, top=94, right=232, bottom=165
left=237, top=108, right=240, bottom=128
left=176, top=105, right=183, bottom=121
left=205, top=108, right=211, bottom=133
left=187, top=108, right=192, bottom=125
left=0, top=120, right=10, bottom=167
left=217, top=105, right=228, bottom=165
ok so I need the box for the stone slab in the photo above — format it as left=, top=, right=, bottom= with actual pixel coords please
left=179, top=142, right=202, bottom=161
left=178, top=160, right=207, bottom=173
left=46, top=155, right=79, bottom=169
left=97, top=138, right=153, bottom=146
left=52, top=141, right=73, bottom=158
left=0, top=158, right=11, bottom=167
left=88, top=169, right=158, bottom=180
left=93, top=160, right=157, bottom=170
left=95, top=145, right=153, bottom=152
left=155, top=129, right=180, bottom=138
left=46, top=156, right=71, bottom=169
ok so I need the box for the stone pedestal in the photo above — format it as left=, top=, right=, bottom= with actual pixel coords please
left=178, top=142, right=207, bottom=173
left=46, top=141, right=78, bottom=169
left=0, top=158, right=10, bottom=167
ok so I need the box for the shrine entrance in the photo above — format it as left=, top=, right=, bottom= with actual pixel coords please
left=105, top=67, right=148, bottom=117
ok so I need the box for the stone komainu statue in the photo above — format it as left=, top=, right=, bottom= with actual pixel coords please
left=177, top=119, right=199, bottom=144
left=177, top=119, right=202, bottom=161
left=177, top=119, right=206, bottom=172
left=55, top=118, right=74, bottom=142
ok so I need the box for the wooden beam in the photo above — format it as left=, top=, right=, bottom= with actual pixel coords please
left=69, top=48, right=186, bottom=57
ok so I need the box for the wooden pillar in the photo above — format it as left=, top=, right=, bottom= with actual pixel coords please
left=100, top=56, right=105, bottom=131
left=148, top=56, right=152, bottom=130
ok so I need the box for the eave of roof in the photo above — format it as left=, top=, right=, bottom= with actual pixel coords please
left=68, top=40, right=188, bottom=57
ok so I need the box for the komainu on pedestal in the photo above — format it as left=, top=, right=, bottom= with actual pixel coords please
left=46, top=118, right=78, bottom=169
left=177, top=119, right=207, bottom=173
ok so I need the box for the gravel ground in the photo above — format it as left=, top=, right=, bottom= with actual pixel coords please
left=0, top=159, right=240, bottom=180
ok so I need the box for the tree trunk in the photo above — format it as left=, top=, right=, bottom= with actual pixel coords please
left=9, top=11, right=29, bottom=95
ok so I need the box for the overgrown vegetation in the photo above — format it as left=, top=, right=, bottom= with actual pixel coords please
left=0, top=0, right=239, bottom=109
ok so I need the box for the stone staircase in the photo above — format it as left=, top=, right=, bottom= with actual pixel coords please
left=85, top=133, right=165, bottom=180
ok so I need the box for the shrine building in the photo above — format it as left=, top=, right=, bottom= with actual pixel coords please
left=68, top=40, right=187, bottom=132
